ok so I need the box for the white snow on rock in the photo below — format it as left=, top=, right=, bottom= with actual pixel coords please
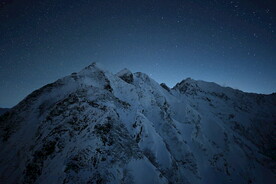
left=0, top=63, right=275, bottom=184
left=116, top=68, right=134, bottom=84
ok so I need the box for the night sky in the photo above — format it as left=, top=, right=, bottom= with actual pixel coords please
left=0, top=0, right=275, bottom=107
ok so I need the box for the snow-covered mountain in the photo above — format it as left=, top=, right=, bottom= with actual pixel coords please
left=0, top=63, right=275, bottom=184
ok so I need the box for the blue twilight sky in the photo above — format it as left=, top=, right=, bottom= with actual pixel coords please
left=0, top=0, right=275, bottom=107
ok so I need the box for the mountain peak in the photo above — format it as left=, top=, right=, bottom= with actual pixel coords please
left=116, top=68, right=133, bottom=84
left=173, top=77, right=199, bottom=94
left=0, top=64, right=275, bottom=184
left=116, top=68, right=132, bottom=77
left=79, top=62, right=106, bottom=74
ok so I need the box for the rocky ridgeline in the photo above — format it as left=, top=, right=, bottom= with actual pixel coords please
left=0, top=63, right=275, bottom=184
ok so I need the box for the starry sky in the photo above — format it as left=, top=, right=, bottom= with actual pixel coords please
left=0, top=0, right=275, bottom=107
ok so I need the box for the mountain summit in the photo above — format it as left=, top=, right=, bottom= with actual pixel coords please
left=0, top=64, right=275, bottom=184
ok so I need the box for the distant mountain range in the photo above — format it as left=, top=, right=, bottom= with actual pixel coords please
left=0, top=63, right=275, bottom=184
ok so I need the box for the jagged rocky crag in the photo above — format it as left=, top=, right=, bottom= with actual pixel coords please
left=0, top=63, right=275, bottom=184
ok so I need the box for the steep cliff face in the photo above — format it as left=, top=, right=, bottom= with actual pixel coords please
left=0, top=63, right=275, bottom=184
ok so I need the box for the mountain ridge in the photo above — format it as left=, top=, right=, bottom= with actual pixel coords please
left=0, top=63, right=275, bottom=184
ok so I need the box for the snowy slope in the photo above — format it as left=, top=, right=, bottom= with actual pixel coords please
left=0, top=63, right=275, bottom=184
